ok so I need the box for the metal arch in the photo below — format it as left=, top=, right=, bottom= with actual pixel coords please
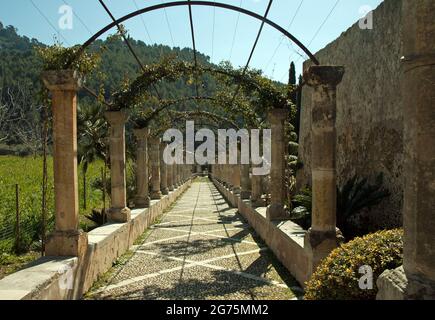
left=71, top=1, right=319, bottom=66
left=138, top=95, right=257, bottom=127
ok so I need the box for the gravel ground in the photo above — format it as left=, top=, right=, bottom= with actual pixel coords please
left=86, top=180, right=302, bottom=300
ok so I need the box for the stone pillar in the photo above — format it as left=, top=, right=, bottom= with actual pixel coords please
left=231, top=165, right=241, bottom=194
left=167, top=164, right=174, bottom=191
left=134, top=128, right=150, bottom=208
left=266, top=109, right=289, bottom=221
left=240, top=164, right=251, bottom=199
left=150, top=137, right=162, bottom=199
left=303, top=65, right=345, bottom=273
left=41, top=70, right=87, bottom=257
left=378, top=0, right=435, bottom=300
left=225, top=164, right=232, bottom=188
left=251, top=168, right=264, bottom=207
left=105, top=110, right=131, bottom=223
left=175, top=164, right=180, bottom=186
left=160, top=142, right=169, bottom=195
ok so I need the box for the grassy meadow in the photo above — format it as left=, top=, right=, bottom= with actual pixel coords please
left=0, top=155, right=108, bottom=255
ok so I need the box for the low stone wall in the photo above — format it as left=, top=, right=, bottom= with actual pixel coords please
left=0, top=180, right=192, bottom=300
left=212, top=178, right=310, bottom=286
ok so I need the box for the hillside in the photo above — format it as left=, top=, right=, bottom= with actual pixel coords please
left=0, top=21, right=219, bottom=148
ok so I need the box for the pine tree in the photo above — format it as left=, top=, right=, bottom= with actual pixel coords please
left=288, top=62, right=297, bottom=105
left=295, top=75, right=303, bottom=142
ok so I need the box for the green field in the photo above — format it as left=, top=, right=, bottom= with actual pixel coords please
left=0, top=155, right=108, bottom=254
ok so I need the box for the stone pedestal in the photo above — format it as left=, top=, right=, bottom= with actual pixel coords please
left=266, top=109, right=289, bottom=221
left=105, top=110, right=131, bottom=223
left=134, top=128, right=150, bottom=208
left=303, top=65, right=345, bottom=273
left=41, top=70, right=88, bottom=257
left=160, top=143, right=169, bottom=195
left=150, top=137, right=162, bottom=199
left=377, top=0, right=435, bottom=300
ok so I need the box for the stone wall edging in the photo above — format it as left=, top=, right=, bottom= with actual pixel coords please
left=211, top=177, right=310, bottom=287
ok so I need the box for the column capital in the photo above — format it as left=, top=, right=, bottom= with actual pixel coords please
left=42, top=69, right=83, bottom=91
left=105, top=110, right=129, bottom=126
left=303, top=65, right=345, bottom=87
left=268, top=108, right=289, bottom=124
left=133, top=127, right=150, bottom=140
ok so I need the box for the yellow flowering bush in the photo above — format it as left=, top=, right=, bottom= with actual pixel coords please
left=304, top=229, right=403, bottom=300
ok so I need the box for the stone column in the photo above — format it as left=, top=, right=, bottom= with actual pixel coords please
left=231, top=165, right=241, bottom=194
left=150, top=137, right=162, bottom=199
left=251, top=167, right=264, bottom=207
left=225, top=164, right=232, bottom=188
left=134, top=128, right=150, bottom=208
left=41, top=70, right=87, bottom=257
left=175, top=164, right=180, bottom=186
left=240, top=164, right=251, bottom=199
left=105, top=110, right=131, bottom=223
left=160, top=142, right=169, bottom=195
left=167, top=164, right=174, bottom=191
left=303, top=65, right=345, bottom=273
left=378, top=0, right=435, bottom=300
left=266, top=109, right=289, bottom=221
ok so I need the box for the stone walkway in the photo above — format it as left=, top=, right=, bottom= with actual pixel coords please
left=86, top=179, right=302, bottom=300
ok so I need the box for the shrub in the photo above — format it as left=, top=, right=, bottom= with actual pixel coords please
left=304, top=229, right=403, bottom=300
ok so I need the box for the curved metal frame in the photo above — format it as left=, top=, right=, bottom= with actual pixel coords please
left=72, top=1, right=319, bottom=66
left=137, top=95, right=258, bottom=127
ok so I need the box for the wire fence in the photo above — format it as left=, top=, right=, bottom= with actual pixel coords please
left=0, top=183, right=54, bottom=255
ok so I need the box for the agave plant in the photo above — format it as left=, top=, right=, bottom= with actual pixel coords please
left=337, top=173, right=390, bottom=238
left=290, top=174, right=390, bottom=238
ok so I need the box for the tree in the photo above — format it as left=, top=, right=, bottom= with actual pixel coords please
left=77, top=103, right=108, bottom=209
left=288, top=61, right=297, bottom=105
left=295, top=75, right=303, bottom=142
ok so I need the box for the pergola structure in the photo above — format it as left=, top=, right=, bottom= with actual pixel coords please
left=38, top=0, right=434, bottom=300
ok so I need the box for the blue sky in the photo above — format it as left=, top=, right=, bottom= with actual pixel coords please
left=0, top=0, right=383, bottom=81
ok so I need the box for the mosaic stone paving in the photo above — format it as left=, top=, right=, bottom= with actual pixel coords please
left=86, top=180, right=303, bottom=300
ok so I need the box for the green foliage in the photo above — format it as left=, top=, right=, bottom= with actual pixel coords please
left=289, top=174, right=390, bottom=238
left=85, top=209, right=106, bottom=227
left=290, top=188, right=312, bottom=230
left=0, top=156, right=106, bottom=254
left=35, top=43, right=101, bottom=75
left=337, top=173, right=390, bottom=237
left=304, top=229, right=403, bottom=300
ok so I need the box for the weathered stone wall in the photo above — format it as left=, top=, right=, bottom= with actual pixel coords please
left=298, top=0, right=403, bottom=229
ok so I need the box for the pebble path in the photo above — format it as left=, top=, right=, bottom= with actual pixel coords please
left=87, top=179, right=302, bottom=300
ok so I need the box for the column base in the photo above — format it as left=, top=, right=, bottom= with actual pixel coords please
left=151, top=191, right=162, bottom=199
left=161, top=187, right=169, bottom=195
left=241, top=190, right=251, bottom=200
left=304, top=228, right=344, bottom=275
left=266, top=203, right=289, bottom=221
left=45, top=230, right=88, bottom=257
left=107, top=207, right=131, bottom=223
left=134, top=196, right=150, bottom=208
left=168, top=185, right=174, bottom=192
